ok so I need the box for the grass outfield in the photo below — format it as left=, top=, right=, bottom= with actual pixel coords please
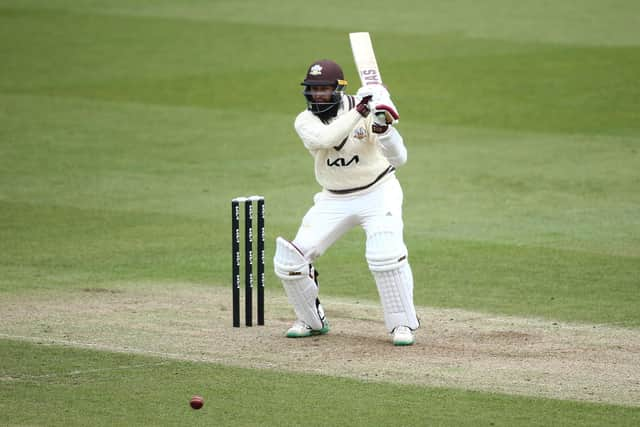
left=1, top=0, right=639, bottom=425
left=2, top=339, right=639, bottom=427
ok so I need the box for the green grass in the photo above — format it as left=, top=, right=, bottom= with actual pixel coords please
left=1, top=0, right=639, bottom=424
left=1, top=339, right=638, bottom=427
left=1, top=93, right=638, bottom=325
left=1, top=1, right=638, bottom=321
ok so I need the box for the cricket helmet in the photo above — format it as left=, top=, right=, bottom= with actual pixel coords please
left=301, top=59, right=347, bottom=117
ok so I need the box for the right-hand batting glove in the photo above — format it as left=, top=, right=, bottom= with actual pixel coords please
left=371, top=90, right=400, bottom=134
left=374, top=103, right=400, bottom=125
left=372, top=111, right=390, bottom=134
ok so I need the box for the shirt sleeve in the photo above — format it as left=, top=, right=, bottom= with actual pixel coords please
left=376, top=126, right=407, bottom=167
left=294, top=109, right=362, bottom=151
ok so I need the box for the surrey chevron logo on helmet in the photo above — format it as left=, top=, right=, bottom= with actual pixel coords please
left=309, top=64, right=323, bottom=76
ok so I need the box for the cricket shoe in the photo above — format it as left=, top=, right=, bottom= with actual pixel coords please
left=392, top=326, right=415, bottom=346
left=286, top=319, right=330, bottom=338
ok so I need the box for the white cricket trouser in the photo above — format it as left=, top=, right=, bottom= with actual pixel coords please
left=293, top=175, right=405, bottom=261
left=288, top=175, right=419, bottom=332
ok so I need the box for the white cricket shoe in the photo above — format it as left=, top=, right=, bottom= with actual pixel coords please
left=286, top=319, right=330, bottom=338
left=392, top=326, right=415, bottom=346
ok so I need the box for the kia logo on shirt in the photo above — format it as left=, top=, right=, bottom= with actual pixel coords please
left=326, top=155, right=360, bottom=167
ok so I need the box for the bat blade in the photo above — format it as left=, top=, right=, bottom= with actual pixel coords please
left=349, top=32, right=383, bottom=86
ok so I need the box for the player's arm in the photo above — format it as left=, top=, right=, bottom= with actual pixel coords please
left=294, top=97, right=373, bottom=150
left=376, top=124, right=407, bottom=167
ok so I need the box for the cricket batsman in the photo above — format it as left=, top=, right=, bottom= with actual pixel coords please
left=273, top=59, right=419, bottom=346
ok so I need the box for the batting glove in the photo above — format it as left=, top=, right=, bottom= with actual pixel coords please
left=355, top=95, right=373, bottom=117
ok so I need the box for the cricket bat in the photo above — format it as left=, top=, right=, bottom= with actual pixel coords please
left=349, top=32, right=399, bottom=123
left=349, top=32, right=383, bottom=86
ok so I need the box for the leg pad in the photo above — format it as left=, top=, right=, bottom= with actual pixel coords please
left=274, top=237, right=324, bottom=330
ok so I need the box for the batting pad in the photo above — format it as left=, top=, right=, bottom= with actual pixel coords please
left=273, top=237, right=324, bottom=330
left=365, top=230, right=418, bottom=331
left=365, top=230, right=408, bottom=272
left=372, top=262, right=419, bottom=332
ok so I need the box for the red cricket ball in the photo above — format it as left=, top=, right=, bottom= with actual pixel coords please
left=190, top=395, right=204, bottom=410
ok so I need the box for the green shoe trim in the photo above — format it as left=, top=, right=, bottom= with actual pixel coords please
left=393, top=339, right=415, bottom=346
left=285, top=321, right=329, bottom=338
left=312, top=321, right=330, bottom=336
left=286, top=329, right=311, bottom=338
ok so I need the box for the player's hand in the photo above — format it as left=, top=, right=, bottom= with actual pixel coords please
left=374, top=102, right=399, bottom=125
left=355, top=95, right=372, bottom=117
left=372, top=111, right=390, bottom=134
left=371, top=96, right=399, bottom=133
left=358, top=85, right=399, bottom=125
left=356, top=85, right=388, bottom=102
left=356, top=86, right=374, bottom=101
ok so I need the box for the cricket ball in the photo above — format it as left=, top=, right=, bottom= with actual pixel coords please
left=190, top=395, right=204, bottom=410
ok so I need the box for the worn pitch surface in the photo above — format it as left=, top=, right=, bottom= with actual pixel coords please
left=2, top=284, right=638, bottom=407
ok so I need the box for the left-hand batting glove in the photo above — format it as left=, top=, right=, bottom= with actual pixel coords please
left=355, top=95, right=373, bottom=117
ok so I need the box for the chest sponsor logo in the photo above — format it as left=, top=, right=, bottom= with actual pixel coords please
left=327, top=155, right=359, bottom=167
left=353, top=126, right=367, bottom=139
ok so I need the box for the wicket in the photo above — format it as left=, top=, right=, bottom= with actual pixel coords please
left=231, top=196, right=265, bottom=327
